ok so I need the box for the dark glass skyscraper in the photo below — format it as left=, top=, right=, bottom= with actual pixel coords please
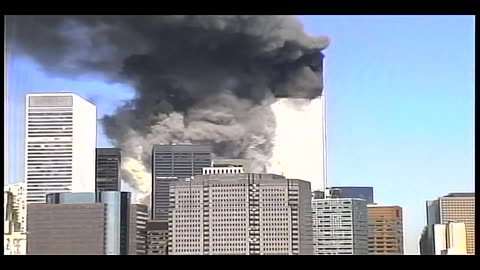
left=330, top=186, right=374, bottom=204
left=96, top=148, right=121, bottom=192
left=151, top=144, right=212, bottom=220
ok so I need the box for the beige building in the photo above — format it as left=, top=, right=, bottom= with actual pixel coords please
left=433, top=222, right=467, bottom=255
left=424, top=193, right=475, bottom=254
left=367, top=205, right=404, bottom=255
left=168, top=173, right=313, bottom=255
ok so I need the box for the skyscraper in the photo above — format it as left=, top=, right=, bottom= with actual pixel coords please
left=312, top=198, right=369, bottom=255
left=96, top=148, right=121, bottom=192
left=151, top=144, right=212, bottom=220
left=329, top=186, right=374, bottom=204
left=421, top=193, right=475, bottom=255
left=168, top=173, right=313, bottom=255
left=367, top=205, right=404, bottom=255
left=25, top=93, right=96, bottom=204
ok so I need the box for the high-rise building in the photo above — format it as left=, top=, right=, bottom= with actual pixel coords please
left=96, top=148, right=121, bottom=192
left=129, top=204, right=148, bottom=255
left=420, top=193, right=475, bottom=255
left=168, top=173, right=313, bottom=255
left=146, top=220, right=169, bottom=255
left=312, top=198, right=369, bottom=255
left=27, top=191, right=131, bottom=255
left=151, top=144, right=212, bottom=221
left=4, top=182, right=26, bottom=232
left=329, top=186, right=374, bottom=204
left=25, top=93, right=96, bottom=204
left=367, top=205, right=404, bottom=255
left=433, top=222, right=468, bottom=255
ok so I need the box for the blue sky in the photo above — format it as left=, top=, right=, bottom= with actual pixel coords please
left=6, top=15, right=474, bottom=254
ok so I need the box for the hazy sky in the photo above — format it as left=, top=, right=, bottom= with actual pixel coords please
left=5, top=15, right=474, bottom=254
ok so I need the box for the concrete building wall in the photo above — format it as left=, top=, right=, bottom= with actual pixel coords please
left=367, top=205, right=404, bottom=254
left=168, top=173, right=312, bottom=255
left=27, top=203, right=106, bottom=255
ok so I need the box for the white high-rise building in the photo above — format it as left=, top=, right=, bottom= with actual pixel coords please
left=24, top=93, right=96, bottom=204
left=4, top=182, right=26, bottom=232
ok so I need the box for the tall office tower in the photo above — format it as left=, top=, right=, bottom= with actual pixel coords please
left=146, top=220, right=169, bottom=255
left=312, top=198, right=369, bottom=255
left=151, top=144, right=212, bottom=221
left=420, top=193, right=475, bottom=255
left=27, top=191, right=131, bottom=255
left=4, top=182, right=26, bottom=232
left=25, top=93, right=96, bottom=204
left=129, top=204, right=148, bottom=255
left=4, top=191, right=27, bottom=255
left=168, top=173, right=313, bottom=255
left=96, top=148, right=121, bottom=192
left=433, top=222, right=468, bottom=255
left=367, top=205, right=404, bottom=255
left=329, top=186, right=374, bottom=204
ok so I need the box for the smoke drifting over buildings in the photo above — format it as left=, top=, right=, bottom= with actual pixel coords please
left=7, top=15, right=329, bottom=203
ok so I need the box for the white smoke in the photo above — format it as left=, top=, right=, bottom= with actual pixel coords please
left=268, top=96, right=327, bottom=191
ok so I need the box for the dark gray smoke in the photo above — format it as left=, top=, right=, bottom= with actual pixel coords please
left=7, top=15, right=329, bottom=202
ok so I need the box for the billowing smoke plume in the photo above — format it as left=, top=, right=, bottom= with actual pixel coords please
left=7, top=16, right=329, bottom=204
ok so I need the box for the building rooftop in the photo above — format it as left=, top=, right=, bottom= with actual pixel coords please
left=443, top=193, right=475, bottom=198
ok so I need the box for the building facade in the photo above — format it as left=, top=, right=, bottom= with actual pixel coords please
left=151, top=144, right=212, bottom=221
left=27, top=191, right=131, bottom=255
left=329, top=186, right=374, bottom=204
left=367, top=205, right=403, bottom=254
left=25, top=93, right=96, bottom=204
left=433, top=222, right=468, bottom=255
left=27, top=203, right=106, bottom=255
left=168, top=173, right=313, bottom=255
left=4, top=182, right=26, bottom=232
left=146, top=220, right=169, bottom=255
left=129, top=204, right=148, bottom=255
left=312, top=198, right=369, bottom=255
left=421, top=193, right=475, bottom=254
left=96, top=148, right=121, bottom=192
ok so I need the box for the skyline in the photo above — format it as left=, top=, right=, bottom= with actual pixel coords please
left=5, top=15, right=475, bottom=254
